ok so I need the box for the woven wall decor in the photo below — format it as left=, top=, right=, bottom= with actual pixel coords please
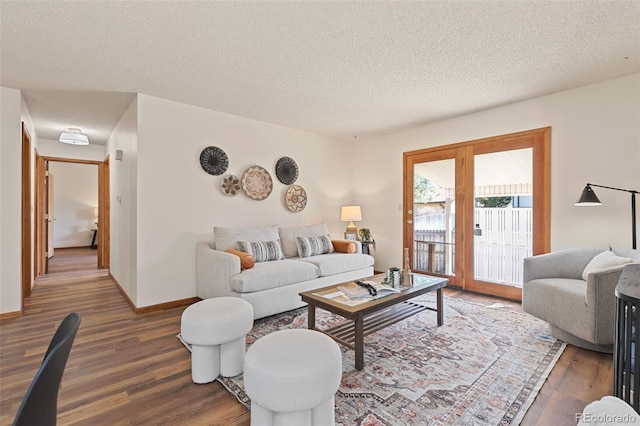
left=285, top=185, right=307, bottom=212
left=241, top=166, right=273, bottom=200
left=275, top=156, right=299, bottom=185
left=220, top=174, right=241, bottom=196
left=199, top=146, right=229, bottom=175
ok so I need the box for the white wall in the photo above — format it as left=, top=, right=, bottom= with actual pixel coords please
left=134, top=94, right=354, bottom=307
left=354, top=73, right=640, bottom=270
left=0, top=87, right=23, bottom=313
left=49, top=162, right=98, bottom=248
left=105, top=97, right=138, bottom=305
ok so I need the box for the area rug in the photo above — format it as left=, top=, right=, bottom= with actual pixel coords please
left=179, top=294, right=564, bottom=425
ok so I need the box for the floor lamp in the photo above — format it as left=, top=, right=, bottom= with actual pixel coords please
left=575, top=183, right=639, bottom=250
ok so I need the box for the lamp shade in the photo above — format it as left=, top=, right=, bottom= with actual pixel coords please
left=341, top=206, right=362, bottom=222
left=59, top=128, right=89, bottom=145
left=575, top=185, right=602, bottom=206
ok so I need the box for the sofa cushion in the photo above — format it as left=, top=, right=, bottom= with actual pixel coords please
left=279, top=223, right=330, bottom=258
left=214, top=225, right=279, bottom=251
left=230, top=259, right=320, bottom=293
left=582, top=250, right=632, bottom=280
left=295, top=235, right=334, bottom=258
left=238, top=240, right=285, bottom=262
left=296, top=253, right=374, bottom=277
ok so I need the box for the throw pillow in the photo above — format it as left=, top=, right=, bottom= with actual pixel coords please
left=295, top=234, right=334, bottom=258
left=224, top=249, right=256, bottom=270
left=332, top=240, right=356, bottom=254
left=582, top=249, right=632, bottom=280
left=237, top=240, right=284, bottom=262
left=278, top=223, right=331, bottom=257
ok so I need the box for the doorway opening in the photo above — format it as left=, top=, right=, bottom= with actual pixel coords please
left=31, top=154, right=110, bottom=285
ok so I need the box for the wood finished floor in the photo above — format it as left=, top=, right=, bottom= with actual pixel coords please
left=0, top=248, right=612, bottom=425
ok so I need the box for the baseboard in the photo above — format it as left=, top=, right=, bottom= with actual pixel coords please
left=135, top=297, right=200, bottom=314
left=109, top=272, right=198, bottom=314
left=0, top=309, right=23, bottom=319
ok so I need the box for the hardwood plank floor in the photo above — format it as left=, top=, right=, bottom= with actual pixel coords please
left=0, top=248, right=612, bottom=425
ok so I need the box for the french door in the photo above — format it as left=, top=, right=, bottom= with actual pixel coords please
left=403, top=128, right=550, bottom=300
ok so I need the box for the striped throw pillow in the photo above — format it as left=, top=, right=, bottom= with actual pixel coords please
left=237, top=240, right=284, bottom=262
left=295, top=235, right=335, bottom=258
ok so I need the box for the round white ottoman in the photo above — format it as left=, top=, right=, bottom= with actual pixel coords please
left=244, top=329, right=342, bottom=426
left=181, top=297, right=253, bottom=383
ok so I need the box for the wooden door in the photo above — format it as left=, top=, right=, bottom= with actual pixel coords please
left=404, top=128, right=551, bottom=301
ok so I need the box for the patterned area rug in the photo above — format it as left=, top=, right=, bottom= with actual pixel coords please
left=181, top=294, right=565, bottom=425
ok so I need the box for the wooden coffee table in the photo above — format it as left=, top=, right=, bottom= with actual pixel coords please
left=299, top=274, right=447, bottom=371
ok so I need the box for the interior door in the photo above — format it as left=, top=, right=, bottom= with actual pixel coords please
left=46, top=171, right=54, bottom=259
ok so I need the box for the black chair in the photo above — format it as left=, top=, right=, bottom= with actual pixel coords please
left=13, top=312, right=82, bottom=426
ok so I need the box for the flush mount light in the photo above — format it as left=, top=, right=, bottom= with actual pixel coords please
left=59, top=128, right=89, bottom=145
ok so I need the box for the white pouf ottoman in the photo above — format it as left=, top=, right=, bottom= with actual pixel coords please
left=181, top=297, right=253, bottom=384
left=578, top=396, right=640, bottom=425
left=244, top=329, right=342, bottom=426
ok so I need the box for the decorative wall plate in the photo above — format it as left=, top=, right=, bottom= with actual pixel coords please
left=200, top=146, right=229, bottom=175
left=220, top=174, right=241, bottom=196
left=241, top=166, right=273, bottom=200
left=275, top=157, right=299, bottom=185
left=285, top=185, right=307, bottom=212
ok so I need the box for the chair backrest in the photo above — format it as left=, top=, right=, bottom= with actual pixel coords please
left=13, top=313, right=81, bottom=426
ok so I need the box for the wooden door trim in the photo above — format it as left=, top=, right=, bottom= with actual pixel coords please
left=34, top=151, right=46, bottom=277
left=21, top=123, right=32, bottom=301
left=34, top=155, right=108, bottom=272
left=403, top=127, right=550, bottom=156
left=98, top=157, right=110, bottom=269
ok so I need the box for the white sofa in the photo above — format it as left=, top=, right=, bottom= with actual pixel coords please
left=196, top=223, right=375, bottom=319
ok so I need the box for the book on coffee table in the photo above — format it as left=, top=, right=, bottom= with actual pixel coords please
left=337, top=281, right=400, bottom=300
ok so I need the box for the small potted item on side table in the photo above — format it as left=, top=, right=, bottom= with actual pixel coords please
left=358, top=228, right=376, bottom=255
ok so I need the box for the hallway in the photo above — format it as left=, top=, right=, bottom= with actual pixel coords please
left=0, top=248, right=250, bottom=425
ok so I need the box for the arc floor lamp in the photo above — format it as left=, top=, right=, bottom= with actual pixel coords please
left=575, top=183, right=640, bottom=249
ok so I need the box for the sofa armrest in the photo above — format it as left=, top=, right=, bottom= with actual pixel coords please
left=523, top=248, right=602, bottom=282
left=196, top=242, right=241, bottom=299
left=586, top=264, right=626, bottom=343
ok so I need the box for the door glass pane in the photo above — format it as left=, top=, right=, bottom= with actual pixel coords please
left=413, top=159, right=455, bottom=276
left=473, top=148, right=532, bottom=286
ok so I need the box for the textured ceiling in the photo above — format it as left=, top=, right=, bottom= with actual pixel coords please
left=1, top=1, right=639, bottom=146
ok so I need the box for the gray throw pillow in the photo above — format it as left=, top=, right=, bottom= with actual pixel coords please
left=237, top=240, right=284, bottom=262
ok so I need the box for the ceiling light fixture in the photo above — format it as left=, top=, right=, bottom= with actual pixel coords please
left=59, top=128, right=89, bottom=145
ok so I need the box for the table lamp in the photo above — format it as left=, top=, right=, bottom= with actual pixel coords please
left=341, top=205, right=362, bottom=234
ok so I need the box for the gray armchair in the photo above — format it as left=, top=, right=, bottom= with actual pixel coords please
left=522, top=248, right=639, bottom=353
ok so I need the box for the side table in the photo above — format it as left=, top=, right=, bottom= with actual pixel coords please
left=614, top=264, right=640, bottom=413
